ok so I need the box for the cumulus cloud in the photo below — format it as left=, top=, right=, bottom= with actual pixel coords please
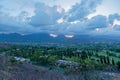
left=65, top=0, right=102, bottom=22
left=114, top=25, right=120, bottom=31
left=0, top=11, right=35, bottom=34
left=0, top=0, right=120, bottom=35
left=59, top=15, right=108, bottom=34
left=29, top=3, right=64, bottom=27
left=108, top=14, right=120, bottom=25
left=86, top=15, right=108, bottom=29
left=0, top=3, right=63, bottom=34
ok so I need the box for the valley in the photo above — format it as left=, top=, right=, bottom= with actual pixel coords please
left=0, top=42, right=120, bottom=80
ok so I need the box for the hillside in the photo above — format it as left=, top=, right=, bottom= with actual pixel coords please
left=0, top=56, right=63, bottom=80
left=0, top=33, right=120, bottom=43
left=0, top=55, right=119, bottom=80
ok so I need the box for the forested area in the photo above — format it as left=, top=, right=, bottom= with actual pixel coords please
left=2, top=43, right=119, bottom=72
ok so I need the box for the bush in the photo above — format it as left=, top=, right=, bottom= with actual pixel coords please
left=10, top=57, right=17, bottom=64
left=19, top=61, right=23, bottom=64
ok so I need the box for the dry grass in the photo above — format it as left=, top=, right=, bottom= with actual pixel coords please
left=0, top=56, right=119, bottom=80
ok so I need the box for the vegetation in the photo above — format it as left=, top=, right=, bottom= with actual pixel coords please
left=3, top=42, right=119, bottom=72
left=9, top=57, right=17, bottom=64
left=0, top=42, right=120, bottom=80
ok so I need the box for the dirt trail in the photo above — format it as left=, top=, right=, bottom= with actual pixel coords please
left=114, top=75, right=120, bottom=80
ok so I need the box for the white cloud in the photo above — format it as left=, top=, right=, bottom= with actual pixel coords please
left=86, top=15, right=108, bottom=29
left=65, top=0, right=102, bottom=22
left=0, top=0, right=120, bottom=36
left=108, top=14, right=120, bottom=25
left=70, top=20, right=80, bottom=24
left=57, top=18, right=64, bottom=24
left=113, top=19, right=120, bottom=26
left=114, top=25, right=120, bottom=31
left=65, top=35, right=74, bottom=38
left=29, top=3, right=64, bottom=27
left=49, top=33, right=58, bottom=38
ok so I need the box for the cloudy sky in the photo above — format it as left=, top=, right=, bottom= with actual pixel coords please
left=0, top=0, right=120, bottom=35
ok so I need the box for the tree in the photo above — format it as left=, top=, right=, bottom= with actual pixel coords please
left=81, top=51, right=88, bottom=60
left=100, top=57, right=103, bottom=64
left=39, top=56, right=49, bottom=65
left=117, top=61, right=120, bottom=70
left=112, top=58, right=115, bottom=65
left=48, top=56, right=58, bottom=65
left=103, top=57, right=107, bottom=64
left=106, top=56, right=110, bottom=64
left=10, top=57, right=17, bottom=64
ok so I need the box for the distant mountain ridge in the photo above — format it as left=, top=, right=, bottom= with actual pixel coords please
left=0, top=33, right=120, bottom=43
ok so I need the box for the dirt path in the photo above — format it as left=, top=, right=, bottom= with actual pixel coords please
left=114, top=75, right=120, bottom=80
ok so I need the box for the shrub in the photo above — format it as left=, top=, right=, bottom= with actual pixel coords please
left=10, top=57, right=17, bottom=64
left=19, top=61, right=23, bottom=64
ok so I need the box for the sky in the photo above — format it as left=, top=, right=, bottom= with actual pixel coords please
left=0, top=0, right=120, bottom=36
